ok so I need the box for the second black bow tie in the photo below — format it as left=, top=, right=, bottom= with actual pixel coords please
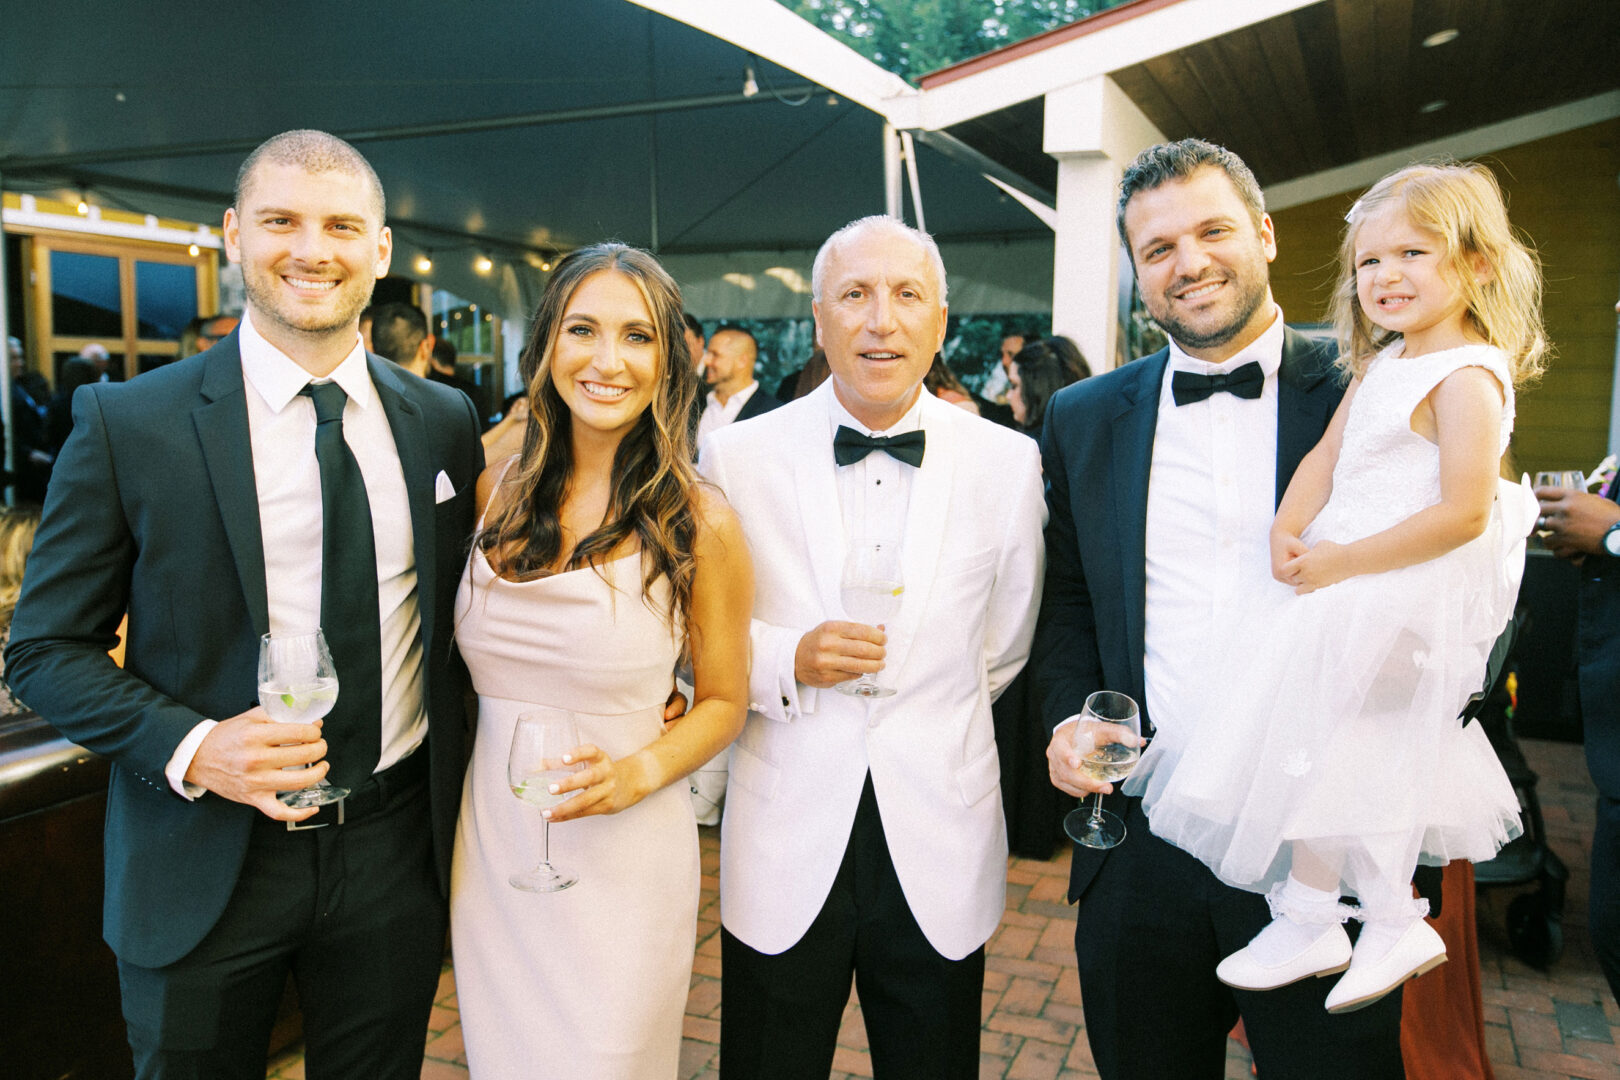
left=1171, top=361, right=1265, bottom=407
left=833, top=426, right=926, bottom=468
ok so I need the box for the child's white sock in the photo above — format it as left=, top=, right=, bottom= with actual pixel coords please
left=1247, top=876, right=1347, bottom=963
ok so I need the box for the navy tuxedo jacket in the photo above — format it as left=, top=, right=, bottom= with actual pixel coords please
left=1579, top=487, right=1620, bottom=799
left=6, top=334, right=484, bottom=968
left=1029, top=328, right=1344, bottom=901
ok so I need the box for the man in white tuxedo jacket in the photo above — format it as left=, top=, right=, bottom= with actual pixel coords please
left=698, top=216, right=1045, bottom=1079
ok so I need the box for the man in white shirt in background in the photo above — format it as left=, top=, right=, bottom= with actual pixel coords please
left=696, top=325, right=783, bottom=447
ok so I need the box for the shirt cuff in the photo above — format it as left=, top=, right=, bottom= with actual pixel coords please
left=748, top=622, right=817, bottom=722
left=165, top=719, right=218, bottom=799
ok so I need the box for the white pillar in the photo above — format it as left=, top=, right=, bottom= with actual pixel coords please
left=883, top=123, right=904, bottom=220
left=1044, top=76, right=1163, bottom=373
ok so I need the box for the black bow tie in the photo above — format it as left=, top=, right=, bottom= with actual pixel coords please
left=1171, top=361, right=1265, bottom=406
left=833, top=426, right=926, bottom=468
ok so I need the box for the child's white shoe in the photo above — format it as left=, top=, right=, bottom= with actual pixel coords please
left=1217, top=919, right=1351, bottom=990
left=1324, top=918, right=1447, bottom=1014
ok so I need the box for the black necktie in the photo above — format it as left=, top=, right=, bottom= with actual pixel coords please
left=1170, top=361, right=1265, bottom=406
left=301, top=382, right=383, bottom=791
left=833, top=426, right=926, bottom=468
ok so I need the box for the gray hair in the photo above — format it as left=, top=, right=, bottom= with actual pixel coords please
left=811, top=215, right=948, bottom=305
left=1116, top=139, right=1265, bottom=251
left=235, top=129, right=386, bottom=222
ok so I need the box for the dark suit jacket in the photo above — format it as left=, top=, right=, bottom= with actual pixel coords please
left=1029, top=328, right=1344, bottom=902
left=5, top=334, right=484, bottom=969
left=1579, top=489, right=1620, bottom=799
left=734, top=384, right=783, bottom=424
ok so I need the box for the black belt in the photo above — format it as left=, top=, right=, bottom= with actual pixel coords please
left=282, top=747, right=430, bottom=832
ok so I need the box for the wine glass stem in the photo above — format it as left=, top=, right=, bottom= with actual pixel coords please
left=1088, top=792, right=1105, bottom=828
left=541, top=819, right=553, bottom=870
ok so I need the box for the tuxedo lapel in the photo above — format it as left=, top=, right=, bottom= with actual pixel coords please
left=192, top=341, right=270, bottom=636
left=885, top=394, right=954, bottom=682
left=1274, top=329, right=1342, bottom=504
left=1111, top=352, right=1167, bottom=695
left=370, top=358, right=439, bottom=648
left=793, top=386, right=846, bottom=621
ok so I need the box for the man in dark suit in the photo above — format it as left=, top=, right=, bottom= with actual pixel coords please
left=1032, top=139, right=1403, bottom=1078
left=6, top=130, right=483, bottom=1079
left=1537, top=439, right=1620, bottom=1001
left=695, top=326, right=782, bottom=446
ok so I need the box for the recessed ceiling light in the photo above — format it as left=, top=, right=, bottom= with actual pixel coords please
left=1423, top=28, right=1460, bottom=47
left=1420, top=100, right=1448, bottom=114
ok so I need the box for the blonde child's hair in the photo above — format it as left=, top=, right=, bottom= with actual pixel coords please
left=1330, top=161, right=1547, bottom=385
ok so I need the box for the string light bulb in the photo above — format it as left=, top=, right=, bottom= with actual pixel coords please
left=742, top=65, right=759, bottom=98
left=474, top=254, right=494, bottom=275
left=414, top=254, right=433, bottom=274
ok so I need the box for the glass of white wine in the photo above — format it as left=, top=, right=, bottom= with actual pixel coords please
left=257, top=629, right=346, bottom=808
left=1534, top=471, right=1587, bottom=537
left=838, top=539, right=903, bottom=699
left=507, top=707, right=584, bottom=892
left=1062, top=690, right=1142, bottom=850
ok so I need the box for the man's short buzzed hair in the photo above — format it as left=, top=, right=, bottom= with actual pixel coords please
left=369, top=302, right=427, bottom=365
left=710, top=324, right=758, bottom=355
left=234, top=129, right=386, bottom=222
left=1116, top=138, right=1264, bottom=250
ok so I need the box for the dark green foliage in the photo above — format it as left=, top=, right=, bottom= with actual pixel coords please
left=780, top=0, right=1134, bottom=81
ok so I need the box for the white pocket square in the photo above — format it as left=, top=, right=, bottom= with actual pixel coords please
left=434, top=470, right=457, bottom=504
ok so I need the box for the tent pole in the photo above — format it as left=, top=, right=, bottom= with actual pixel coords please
left=0, top=165, right=13, bottom=506
left=899, top=130, right=925, bottom=234
left=883, top=124, right=902, bottom=219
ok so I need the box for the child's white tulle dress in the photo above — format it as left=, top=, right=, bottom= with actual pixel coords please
left=1125, top=343, right=1531, bottom=906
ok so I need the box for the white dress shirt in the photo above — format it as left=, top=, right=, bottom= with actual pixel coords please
left=695, top=380, right=760, bottom=446
left=166, top=310, right=425, bottom=795
left=1142, top=307, right=1294, bottom=742
left=828, top=387, right=922, bottom=546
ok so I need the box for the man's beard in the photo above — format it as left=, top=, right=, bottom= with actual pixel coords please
left=1151, top=271, right=1268, bottom=353
left=243, top=269, right=373, bottom=339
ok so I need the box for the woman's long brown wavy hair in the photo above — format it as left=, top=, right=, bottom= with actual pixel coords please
left=477, top=243, right=699, bottom=641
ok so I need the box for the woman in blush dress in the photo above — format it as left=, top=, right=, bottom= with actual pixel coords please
left=450, top=243, right=752, bottom=1079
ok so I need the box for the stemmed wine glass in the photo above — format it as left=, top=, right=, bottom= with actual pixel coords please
left=257, top=629, right=347, bottom=808
left=838, top=539, right=903, bottom=698
left=1063, top=691, right=1142, bottom=850
left=1534, top=470, right=1587, bottom=537
left=507, top=707, right=583, bottom=892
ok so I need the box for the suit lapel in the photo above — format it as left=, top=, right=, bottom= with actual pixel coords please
left=1274, top=329, right=1341, bottom=504
left=793, top=384, right=846, bottom=621
left=884, top=393, right=954, bottom=682
left=1112, top=352, right=1167, bottom=700
left=370, top=358, right=438, bottom=648
left=192, top=339, right=270, bottom=636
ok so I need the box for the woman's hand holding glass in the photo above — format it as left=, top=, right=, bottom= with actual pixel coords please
left=539, top=742, right=659, bottom=822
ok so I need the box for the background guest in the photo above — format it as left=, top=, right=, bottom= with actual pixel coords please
left=8, top=337, right=53, bottom=503
left=696, top=326, right=783, bottom=446
left=1008, top=338, right=1085, bottom=440
left=924, top=353, right=980, bottom=414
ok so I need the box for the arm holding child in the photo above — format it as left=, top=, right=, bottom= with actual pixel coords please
left=1281, top=366, right=1504, bottom=594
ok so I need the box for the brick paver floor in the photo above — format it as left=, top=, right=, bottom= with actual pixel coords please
left=265, top=737, right=1615, bottom=1080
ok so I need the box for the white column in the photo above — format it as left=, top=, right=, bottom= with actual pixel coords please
left=1045, top=76, right=1162, bottom=373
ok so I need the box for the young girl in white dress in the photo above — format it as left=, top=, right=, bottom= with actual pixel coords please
left=1126, top=161, right=1545, bottom=1013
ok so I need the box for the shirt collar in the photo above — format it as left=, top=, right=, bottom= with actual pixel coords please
left=826, top=382, right=925, bottom=438
left=1166, top=305, right=1286, bottom=379
left=707, top=380, right=759, bottom=411
left=238, top=308, right=373, bottom=414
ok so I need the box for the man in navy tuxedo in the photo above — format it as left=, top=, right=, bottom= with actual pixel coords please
left=1031, top=139, right=1404, bottom=1078
left=7, top=130, right=483, bottom=1079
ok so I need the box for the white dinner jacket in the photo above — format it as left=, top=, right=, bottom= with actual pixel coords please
left=698, top=380, right=1046, bottom=960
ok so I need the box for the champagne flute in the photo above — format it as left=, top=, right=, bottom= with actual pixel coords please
left=1063, top=691, right=1142, bottom=850
left=507, top=707, right=583, bottom=892
left=257, top=629, right=347, bottom=808
left=838, top=539, right=903, bottom=698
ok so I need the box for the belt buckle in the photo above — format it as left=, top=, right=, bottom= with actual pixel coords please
left=286, top=797, right=346, bottom=831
